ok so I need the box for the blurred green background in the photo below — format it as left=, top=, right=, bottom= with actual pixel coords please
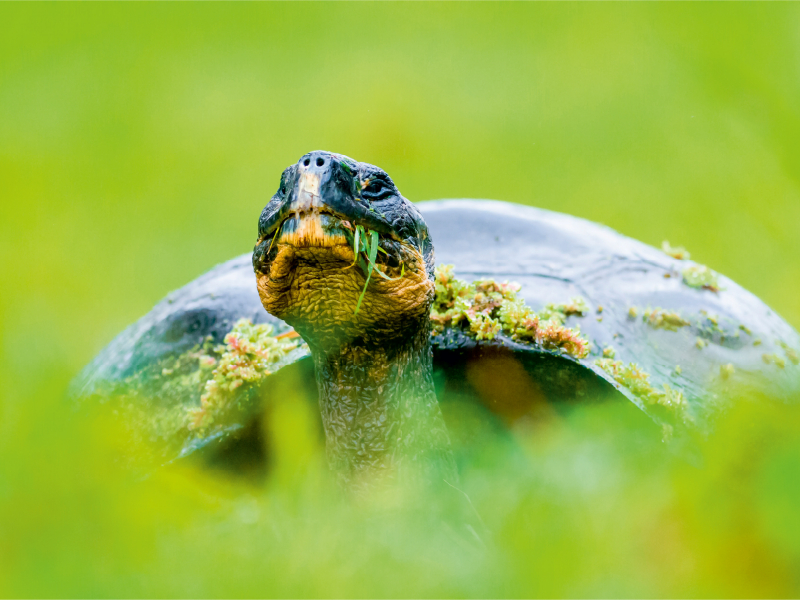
left=2, top=3, right=800, bottom=597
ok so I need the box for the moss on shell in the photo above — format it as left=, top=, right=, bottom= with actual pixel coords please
left=642, top=307, right=691, bottom=331
left=432, top=264, right=590, bottom=359
left=762, top=353, right=786, bottom=369
left=696, top=312, right=725, bottom=338
left=778, top=341, right=800, bottom=366
left=682, top=265, right=722, bottom=292
left=90, top=318, right=308, bottom=455
left=539, top=297, right=589, bottom=322
left=187, top=319, right=303, bottom=432
left=720, top=363, right=735, bottom=379
left=661, top=241, right=691, bottom=260
left=594, top=358, right=689, bottom=421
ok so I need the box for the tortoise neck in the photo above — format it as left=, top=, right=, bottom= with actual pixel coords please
left=310, top=318, right=457, bottom=491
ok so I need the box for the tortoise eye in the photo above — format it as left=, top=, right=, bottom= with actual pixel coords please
left=361, top=178, right=394, bottom=201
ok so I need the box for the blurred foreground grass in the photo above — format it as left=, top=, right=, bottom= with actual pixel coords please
left=2, top=3, right=800, bottom=597
left=3, top=382, right=800, bottom=597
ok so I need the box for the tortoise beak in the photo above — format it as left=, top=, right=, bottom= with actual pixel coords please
left=276, top=156, right=348, bottom=247
left=293, top=170, right=322, bottom=212
left=288, top=151, right=330, bottom=213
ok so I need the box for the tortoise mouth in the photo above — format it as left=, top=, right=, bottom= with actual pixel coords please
left=272, top=208, right=351, bottom=249
left=254, top=206, right=407, bottom=276
left=258, top=168, right=400, bottom=250
left=253, top=216, right=408, bottom=289
left=261, top=197, right=404, bottom=253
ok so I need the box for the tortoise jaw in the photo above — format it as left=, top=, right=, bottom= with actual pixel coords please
left=275, top=210, right=350, bottom=249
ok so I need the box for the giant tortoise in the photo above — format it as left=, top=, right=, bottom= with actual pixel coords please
left=73, top=151, right=800, bottom=487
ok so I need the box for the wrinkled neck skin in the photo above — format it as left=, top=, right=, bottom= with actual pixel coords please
left=310, top=316, right=457, bottom=493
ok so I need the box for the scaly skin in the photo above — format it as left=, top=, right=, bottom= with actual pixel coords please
left=313, top=318, right=456, bottom=491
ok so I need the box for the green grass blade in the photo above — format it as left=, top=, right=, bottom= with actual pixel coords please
left=354, top=268, right=372, bottom=315
left=357, top=256, right=368, bottom=274
left=267, top=226, right=280, bottom=255
left=368, top=230, right=379, bottom=269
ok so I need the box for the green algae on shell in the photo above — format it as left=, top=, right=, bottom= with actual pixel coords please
left=682, top=265, right=722, bottom=292
left=661, top=241, right=691, bottom=260
left=594, top=358, right=689, bottom=423
left=642, top=307, right=691, bottom=332
left=539, top=296, right=589, bottom=322
left=92, top=318, right=309, bottom=458
left=188, top=319, right=306, bottom=431
left=431, top=264, right=590, bottom=359
left=762, top=353, right=787, bottom=369
left=778, top=341, right=800, bottom=366
left=720, top=363, right=735, bottom=379
left=698, top=311, right=725, bottom=337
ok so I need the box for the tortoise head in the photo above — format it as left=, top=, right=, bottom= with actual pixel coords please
left=252, top=151, right=435, bottom=353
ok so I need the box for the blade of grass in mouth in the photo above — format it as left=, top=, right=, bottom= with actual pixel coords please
left=354, top=228, right=375, bottom=315
left=351, top=224, right=406, bottom=315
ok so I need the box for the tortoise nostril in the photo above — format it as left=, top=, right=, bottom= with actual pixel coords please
left=303, top=158, right=311, bottom=167
left=316, top=157, right=324, bottom=167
